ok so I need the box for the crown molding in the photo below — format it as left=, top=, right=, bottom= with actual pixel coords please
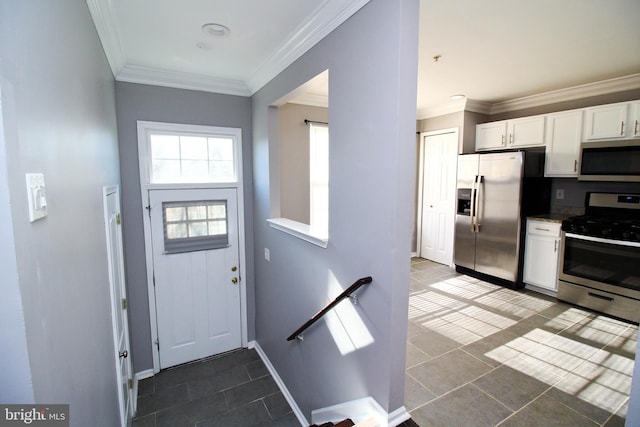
left=417, top=99, right=467, bottom=119
left=464, top=99, right=493, bottom=115
left=417, top=98, right=492, bottom=120
left=245, top=0, right=370, bottom=94
left=288, top=94, right=329, bottom=108
left=116, top=65, right=251, bottom=97
left=489, top=73, right=640, bottom=115
left=419, top=73, right=640, bottom=120
left=86, top=0, right=126, bottom=77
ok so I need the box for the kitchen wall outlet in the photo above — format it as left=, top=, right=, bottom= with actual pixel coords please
left=264, top=248, right=270, bottom=262
left=556, top=189, right=565, bottom=200
left=26, top=173, right=48, bottom=222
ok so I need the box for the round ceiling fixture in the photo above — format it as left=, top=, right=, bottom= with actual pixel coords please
left=450, top=94, right=466, bottom=100
left=202, top=23, right=230, bottom=38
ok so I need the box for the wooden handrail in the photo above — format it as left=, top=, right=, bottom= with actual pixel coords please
left=286, top=276, right=372, bottom=341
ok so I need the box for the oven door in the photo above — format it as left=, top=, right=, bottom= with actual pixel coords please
left=559, top=233, right=640, bottom=299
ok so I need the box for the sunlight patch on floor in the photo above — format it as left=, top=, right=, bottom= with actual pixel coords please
left=409, top=267, right=638, bottom=418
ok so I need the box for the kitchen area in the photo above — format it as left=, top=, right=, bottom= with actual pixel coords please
left=408, top=95, right=640, bottom=426
left=456, top=98, right=640, bottom=324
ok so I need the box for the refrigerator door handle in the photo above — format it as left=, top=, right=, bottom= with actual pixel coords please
left=471, top=175, right=478, bottom=233
left=474, top=175, right=483, bottom=232
left=470, top=175, right=478, bottom=232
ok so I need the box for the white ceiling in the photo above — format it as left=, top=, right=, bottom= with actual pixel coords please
left=88, top=0, right=640, bottom=119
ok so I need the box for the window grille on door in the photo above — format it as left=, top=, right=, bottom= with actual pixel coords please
left=162, top=200, right=228, bottom=253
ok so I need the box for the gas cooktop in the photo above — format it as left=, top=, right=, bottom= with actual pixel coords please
left=561, top=192, right=640, bottom=242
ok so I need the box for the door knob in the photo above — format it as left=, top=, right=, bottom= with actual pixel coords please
left=231, top=277, right=238, bottom=284
left=119, top=350, right=128, bottom=359
left=231, top=266, right=237, bottom=272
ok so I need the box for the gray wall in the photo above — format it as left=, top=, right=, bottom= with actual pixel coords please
left=0, top=87, right=33, bottom=403
left=0, top=1, right=121, bottom=425
left=252, top=0, right=418, bottom=418
left=278, top=103, right=329, bottom=223
left=114, top=82, right=254, bottom=372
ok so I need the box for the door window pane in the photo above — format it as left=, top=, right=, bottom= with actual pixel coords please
left=150, top=133, right=236, bottom=183
left=163, top=200, right=229, bottom=253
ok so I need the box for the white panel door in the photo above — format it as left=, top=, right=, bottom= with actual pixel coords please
left=150, top=188, right=241, bottom=369
left=104, top=186, right=133, bottom=426
left=420, top=131, right=458, bottom=265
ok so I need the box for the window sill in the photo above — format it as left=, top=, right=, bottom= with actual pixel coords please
left=267, top=218, right=328, bottom=248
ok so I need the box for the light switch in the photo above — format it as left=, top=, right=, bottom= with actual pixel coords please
left=26, top=173, right=47, bottom=222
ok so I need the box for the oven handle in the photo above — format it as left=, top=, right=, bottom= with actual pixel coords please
left=588, top=292, right=614, bottom=302
left=565, top=233, right=640, bottom=248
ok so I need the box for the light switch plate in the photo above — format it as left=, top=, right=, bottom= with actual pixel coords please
left=26, top=173, right=47, bottom=222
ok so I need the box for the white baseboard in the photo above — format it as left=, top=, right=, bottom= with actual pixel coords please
left=132, top=369, right=154, bottom=417
left=250, top=342, right=410, bottom=427
left=249, top=340, right=308, bottom=426
left=312, top=396, right=410, bottom=427
left=135, top=369, right=154, bottom=380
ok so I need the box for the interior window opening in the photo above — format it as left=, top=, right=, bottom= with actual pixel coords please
left=267, top=70, right=330, bottom=246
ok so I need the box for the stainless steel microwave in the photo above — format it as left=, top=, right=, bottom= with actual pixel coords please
left=579, top=140, right=640, bottom=182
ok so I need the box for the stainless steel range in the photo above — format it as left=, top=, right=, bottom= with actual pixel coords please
left=558, top=192, right=640, bottom=323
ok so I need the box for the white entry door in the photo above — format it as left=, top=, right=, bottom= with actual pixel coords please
left=419, top=130, right=458, bottom=265
left=103, top=186, right=133, bottom=426
left=150, top=188, right=241, bottom=369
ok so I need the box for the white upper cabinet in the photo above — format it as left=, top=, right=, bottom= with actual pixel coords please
left=476, top=121, right=508, bottom=150
left=631, top=101, right=640, bottom=138
left=507, top=116, right=546, bottom=148
left=476, top=116, right=545, bottom=151
left=582, top=101, right=639, bottom=140
left=544, top=110, right=583, bottom=177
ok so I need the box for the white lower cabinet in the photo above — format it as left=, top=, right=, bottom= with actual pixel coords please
left=523, top=219, right=561, bottom=293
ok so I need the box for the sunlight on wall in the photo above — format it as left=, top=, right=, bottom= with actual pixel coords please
left=324, top=271, right=375, bottom=355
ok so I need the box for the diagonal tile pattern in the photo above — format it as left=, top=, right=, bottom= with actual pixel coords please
left=131, top=349, right=299, bottom=427
left=406, top=258, right=638, bottom=427
left=131, top=258, right=637, bottom=426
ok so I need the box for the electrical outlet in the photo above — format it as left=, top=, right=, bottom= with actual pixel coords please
left=556, top=189, right=565, bottom=200
left=264, top=248, right=270, bottom=262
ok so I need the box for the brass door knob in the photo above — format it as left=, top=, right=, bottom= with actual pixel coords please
left=231, top=266, right=237, bottom=272
left=231, top=277, right=238, bottom=284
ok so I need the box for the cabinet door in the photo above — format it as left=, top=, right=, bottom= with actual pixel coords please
left=507, top=116, right=545, bottom=148
left=476, top=121, right=507, bottom=150
left=523, top=234, right=560, bottom=291
left=630, top=101, right=640, bottom=139
left=544, top=110, right=582, bottom=177
left=583, top=103, right=628, bottom=140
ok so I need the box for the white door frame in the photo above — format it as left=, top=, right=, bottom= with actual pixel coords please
left=136, top=120, right=248, bottom=373
left=416, top=128, right=458, bottom=267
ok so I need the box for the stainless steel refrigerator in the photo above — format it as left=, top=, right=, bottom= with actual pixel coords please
left=454, top=150, right=549, bottom=287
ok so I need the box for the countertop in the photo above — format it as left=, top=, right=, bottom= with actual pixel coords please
left=527, top=214, right=571, bottom=224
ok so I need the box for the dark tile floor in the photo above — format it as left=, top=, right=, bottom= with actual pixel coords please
left=131, top=258, right=638, bottom=426
left=130, top=349, right=299, bottom=427
left=406, top=258, right=638, bottom=427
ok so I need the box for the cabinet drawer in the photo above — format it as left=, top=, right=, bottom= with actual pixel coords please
left=527, top=220, right=561, bottom=237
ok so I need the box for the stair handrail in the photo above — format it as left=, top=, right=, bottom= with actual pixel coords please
left=286, top=276, right=373, bottom=341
